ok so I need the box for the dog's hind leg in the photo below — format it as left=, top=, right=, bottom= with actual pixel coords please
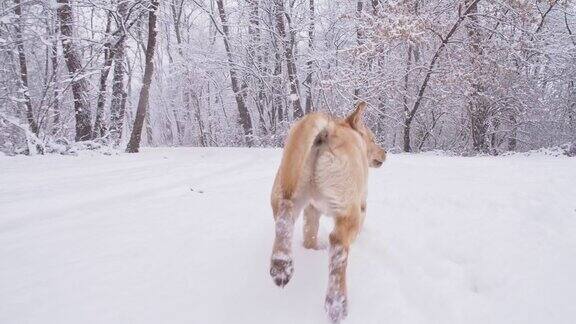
left=325, top=210, right=361, bottom=323
left=303, top=204, right=322, bottom=250
left=270, top=199, right=300, bottom=287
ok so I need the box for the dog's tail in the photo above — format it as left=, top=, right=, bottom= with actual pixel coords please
left=277, top=113, right=330, bottom=200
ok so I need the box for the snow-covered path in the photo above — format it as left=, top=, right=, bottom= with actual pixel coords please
left=1, top=148, right=575, bottom=324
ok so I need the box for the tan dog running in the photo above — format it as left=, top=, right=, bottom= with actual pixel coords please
left=269, top=102, right=386, bottom=323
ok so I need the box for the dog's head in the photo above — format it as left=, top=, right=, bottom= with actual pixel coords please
left=345, top=102, right=386, bottom=168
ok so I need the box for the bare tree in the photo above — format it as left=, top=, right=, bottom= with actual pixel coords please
left=109, top=0, right=130, bottom=145
left=56, top=0, right=93, bottom=141
left=274, top=0, right=303, bottom=119
left=126, top=0, right=159, bottom=153
left=403, top=0, right=482, bottom=152
left=304, top=0, right=315, bottom=114
left=216, top=0, right=254, bottom=145
left=13, top=0, right=38, bottom=136
left=246, top=0, right=268, bottom=133
left=49, top=18, right=60, bottom=136
left=93, top=11, right=113, bottom=139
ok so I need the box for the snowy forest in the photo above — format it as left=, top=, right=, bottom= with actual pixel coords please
left=1, top=0, right=575, bottom=154
left=3, top=1, right=576, bottom=323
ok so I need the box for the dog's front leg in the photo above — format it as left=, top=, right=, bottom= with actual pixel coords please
left=270, top=199, right=297, bottom=287
left=325, top=214, right=360, bottom=323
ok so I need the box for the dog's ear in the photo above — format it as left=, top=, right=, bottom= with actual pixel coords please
left=346, top=101, right=367, bottom=129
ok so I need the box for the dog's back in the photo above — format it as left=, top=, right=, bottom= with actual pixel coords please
left=271, top=112, right=330, bottom=211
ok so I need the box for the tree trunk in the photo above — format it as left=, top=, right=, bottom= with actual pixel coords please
left=304, top=0, right=315, bottom=114
left=191, top=92, right=206, bottom=146
left=402, top=44, right=414, bottom=152
left=274, top=0, right=303, bottom=119
left=51, top=21, right=60, bottom=136
left=216, top=0, right=253, bottom=145
left=171, top=0, right=185, bottom=57
left=170, top=0, right=186, bottom=144
left=93, top=12, right=113, bottom=139
left=465, top=0, right=490, bottom=153
left=109, top=0, right=129, bottom=146
left=247, top=0, right=268, bottom=134
left=507, top=114, right=518, bottom=151
left=126, top=0, right=159, bottom=153
left=354, top=0, right=365, bottom=99
left=271, top=47, right=284, bottom=133
left=14, top=0, right=39, bottom=136
left=57, top=0, right=93, bottom=141
left=403, top=123, right=412, bottom=152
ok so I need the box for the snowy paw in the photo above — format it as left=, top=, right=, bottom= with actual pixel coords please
left=325, top=292, right=348, bottom=323
left=270, top=254, right=293, bottom=287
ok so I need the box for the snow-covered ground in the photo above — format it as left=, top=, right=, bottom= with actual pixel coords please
left=1, top=148, right=575, bottom=324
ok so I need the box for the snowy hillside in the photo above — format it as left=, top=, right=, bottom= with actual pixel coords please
left=1, top=148, right=575, bottom=324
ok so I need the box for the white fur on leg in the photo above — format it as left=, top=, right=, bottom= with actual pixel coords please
left=325, top=244, right=348, bottom=323
left=270, top=207, right=296, bottom=287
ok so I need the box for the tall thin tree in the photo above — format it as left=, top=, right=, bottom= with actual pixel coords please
left=216, top=0, right=254, bottom=145
left=56, top=0, right=93, bottom=141
left=93, top=12, right=113, bottom=139
left=274, top=0, right=303, bottom=118
left=126, top=0, right=159, bottom=153
left=13, top=0, right=39, bottom=136
left=304, top=0, right=315, bottom=114
left=109, top=0, right=130, bottom=145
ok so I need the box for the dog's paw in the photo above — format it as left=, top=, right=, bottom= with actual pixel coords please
left=325, top=292, right=348, bottom=323
left=270, top=253, right=293, bottom=287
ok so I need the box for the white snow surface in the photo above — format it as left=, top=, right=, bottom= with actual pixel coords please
left=1, top=148, right=575, bottom=324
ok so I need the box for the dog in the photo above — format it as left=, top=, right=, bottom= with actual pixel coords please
left=269, top=101, right=386, bottom=323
